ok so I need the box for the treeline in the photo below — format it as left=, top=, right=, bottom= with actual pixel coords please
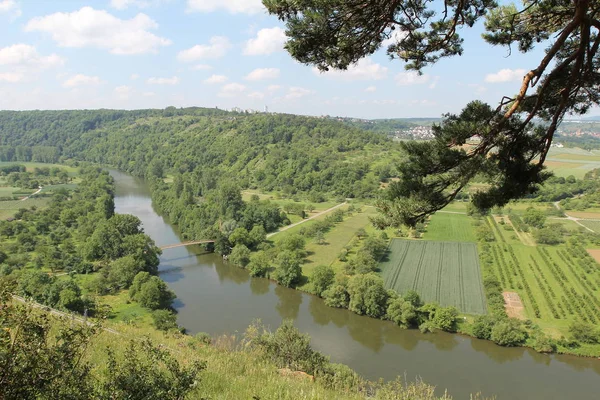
left=0, top=108, right=397, bottom=199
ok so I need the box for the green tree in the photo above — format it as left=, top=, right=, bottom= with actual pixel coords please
left=229, top=244, right=251, bottom=268
left=310, top=265, right=335, bottom=296
left=322, top=284, right=349, bottom=309
left=99, top=338, right=204, bottom=400
left=247, top=250, right=271, bottom=277
left=229, top=227, right=251, bottom=247
left=273, top=250, right=302, bottom=287
left=386, top=298, right=417, bottom=328
left=264, top=0, right=599, bottom=225
left=490, top=319, right=528, bottom=347
left=523, top=207, right=546, bottom=228
left=151, top=309, right=179, bottom=332
left=347, top=274, right=388, bottom=318
left=130, top=273, right=176, bottom=310
left=569, top=321, right=600, bottom=344
left=432, top=306, right=459, bottom=332
left=472, top=315, right=498, bottom=340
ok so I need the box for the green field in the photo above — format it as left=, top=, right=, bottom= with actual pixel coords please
left=301, top=209, right=376, bottom=276
left=0, top=197, right=51, bottom=219
left=379, top=239, right=487, bottom=314
left=579, top=220, right=600, bottom=233
left=423, top=212, right=476, bottom=242
left=0, top=161, right=79, bottom=175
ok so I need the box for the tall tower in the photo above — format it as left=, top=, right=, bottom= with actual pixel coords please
left=264, top=105, right=269, bottom=113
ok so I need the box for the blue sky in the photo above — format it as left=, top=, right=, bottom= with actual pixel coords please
left=0, top=0, right=561, bottom=118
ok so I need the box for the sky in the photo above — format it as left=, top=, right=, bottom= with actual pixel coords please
left=0, top=0, right=571, bottom=119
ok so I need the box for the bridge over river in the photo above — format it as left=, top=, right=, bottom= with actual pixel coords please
left=159, top=240, right=214, bottom=250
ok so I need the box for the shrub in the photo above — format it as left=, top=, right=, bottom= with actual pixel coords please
left=311, top=265, right=335, bottom=297
left=490, top=319, right=527, bottom=346
left=472, top=315, right=497, bottom=340
left=152, top=309, right=178, bottom=331
left=569, top=321, right=600, bottom=344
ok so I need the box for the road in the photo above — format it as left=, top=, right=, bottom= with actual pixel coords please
left=21, top=186, right=42, bottom=201
left=552, top=201, right=596, bottom=232
left=267, top=202, right=347, bottom=238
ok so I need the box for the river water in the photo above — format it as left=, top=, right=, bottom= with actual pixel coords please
left=112, top=170, right=600, bottom=399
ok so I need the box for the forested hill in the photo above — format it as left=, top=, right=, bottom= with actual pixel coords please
left=0, top=108, right=400, bottom=199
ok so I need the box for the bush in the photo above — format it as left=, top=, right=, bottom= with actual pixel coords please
left=152, top=309, right=178, bottom=331
left=472, top=315, right=497, bottom=340
left=490, top=319, right=527, bottom=346
left=311, top=265, right=335, bottom=297
left=569, top=321, right=600, bottom=344
left=323, top=284, right=349, bottom=308
left=194, top=332, right=212, bottom=345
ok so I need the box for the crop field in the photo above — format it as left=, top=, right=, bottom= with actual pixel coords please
left=483, top=212, right=600, bottom=335
left=423, top=212, right=476, bottom=242
left=379, top=239, right=487, bottom=314
left=579, top=220, right=600, bottom=233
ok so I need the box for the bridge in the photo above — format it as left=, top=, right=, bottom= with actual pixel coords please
left=159, top=240, right=215, bottom=250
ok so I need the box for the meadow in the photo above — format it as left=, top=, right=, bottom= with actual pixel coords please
left=379, top=239, right=487, bottom=314
left=423, top=212, right=476, bottom=242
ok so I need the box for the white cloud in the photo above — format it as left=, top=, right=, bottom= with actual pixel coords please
left=244, top=27, right=286, bottom=56
left=410, top=99, right=437, bottom=106
left=25, top=7, right=171, bottom=55
left=248, top=91, right=265, bottom=99
left=191, top=64, right=212, bottom=70
left=428, top=76, right=440, bottom=89
left=177, top=37, right=231, bottom=62
left=63, top=74, right=102, bottom=87
left=203, top=74, right=228, bottom=84
left=0, top=44, right=64, bottom=68
left=0, top=72, right=24, bottom=83
left=147, top=76, right=179, bottom=85
left=142, top=91, right=155, bottom=97
left=285, top=86, right=313, bottom=100
left=245, top=68, right=280, bottom=81
left=381, top=30, right=408, bottom=48
left=395, top=71, right=430, bottom=86
left=267, top=84, right=281, bottom=92
left=187, top=0, right=264, bottom=14
left=114, top=85, right=133, bottom=99
left=218, top=82, right=246, bottom=97
left=313, top=58, right=388, bottom=81
left=110, top=0, right=155, bottom=9
left=130, top=73, right=140, bottom=80
left=0, top=0, right=21, bottom=19
left=365, top=86, right=377, bottom=92
left=468, top=83, right=487, bottom=94
left=485, top=68, right=525, bottom=83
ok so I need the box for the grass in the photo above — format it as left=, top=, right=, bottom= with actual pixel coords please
left=423, top=212, right=476, bottom=242
left=379, top=239, right=487, bottom=314
left=0, top=197, right=51, bottom=219
left=301, top=210, right=376, bottom=277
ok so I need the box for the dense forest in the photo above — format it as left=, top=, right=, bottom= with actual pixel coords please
left=0, top=108, right=398, bottom=199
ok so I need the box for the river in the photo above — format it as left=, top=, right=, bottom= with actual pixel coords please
left=111, top=170, right=600, bottom=399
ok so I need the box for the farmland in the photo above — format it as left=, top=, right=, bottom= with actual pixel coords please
left=482, top=211, right=600, bottom=340
left=379, top=239, right=487, bottom=314
left=423, top=212, right=476, bottom=242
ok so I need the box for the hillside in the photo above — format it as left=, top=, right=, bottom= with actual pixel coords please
left=0, top=108, right=401, bottom=199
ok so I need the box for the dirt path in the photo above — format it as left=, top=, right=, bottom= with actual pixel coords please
left=267, top=202, right=347, bottom=238
left=21, top=186, right=42, bottom=201
left=552, top=201, right=595, bottom=232
left=11, top=295, right=120, bottom=335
